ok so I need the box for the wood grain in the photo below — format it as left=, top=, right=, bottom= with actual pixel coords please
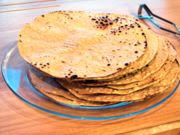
left=0, top=0, right=180, bottom=134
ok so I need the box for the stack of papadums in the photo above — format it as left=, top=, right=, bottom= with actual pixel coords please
left=18, top=11, right=180, bottom=106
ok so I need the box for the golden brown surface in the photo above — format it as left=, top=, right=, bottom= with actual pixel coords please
left=0, top=0, right=180, bottom=134
left=18, top=12, right=149, bottom=79
left=28, top=68, right=112, bottom=106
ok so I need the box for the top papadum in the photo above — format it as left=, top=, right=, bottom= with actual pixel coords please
left=18, top=11, right=157, bottom=80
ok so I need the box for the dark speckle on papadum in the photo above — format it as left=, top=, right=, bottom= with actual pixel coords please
left=70, top=75, right=78, bottom=79
left=135, top=51, right=138, bottom=53
left=124, top=63, right=129, bottom=66
left=91, top=18, right=96, bottom=21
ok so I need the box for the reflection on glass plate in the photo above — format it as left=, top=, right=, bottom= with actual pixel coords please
left=1, top=43, right=179, bottom=120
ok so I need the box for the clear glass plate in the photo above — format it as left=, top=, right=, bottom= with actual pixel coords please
left=1, top=42, right=179, bottom=120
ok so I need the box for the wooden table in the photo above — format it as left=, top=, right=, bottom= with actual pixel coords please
left=0, top=0, right=180, bottom=134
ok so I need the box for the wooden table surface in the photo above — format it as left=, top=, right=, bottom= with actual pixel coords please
left=0, top=0, right=180, bottom=134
